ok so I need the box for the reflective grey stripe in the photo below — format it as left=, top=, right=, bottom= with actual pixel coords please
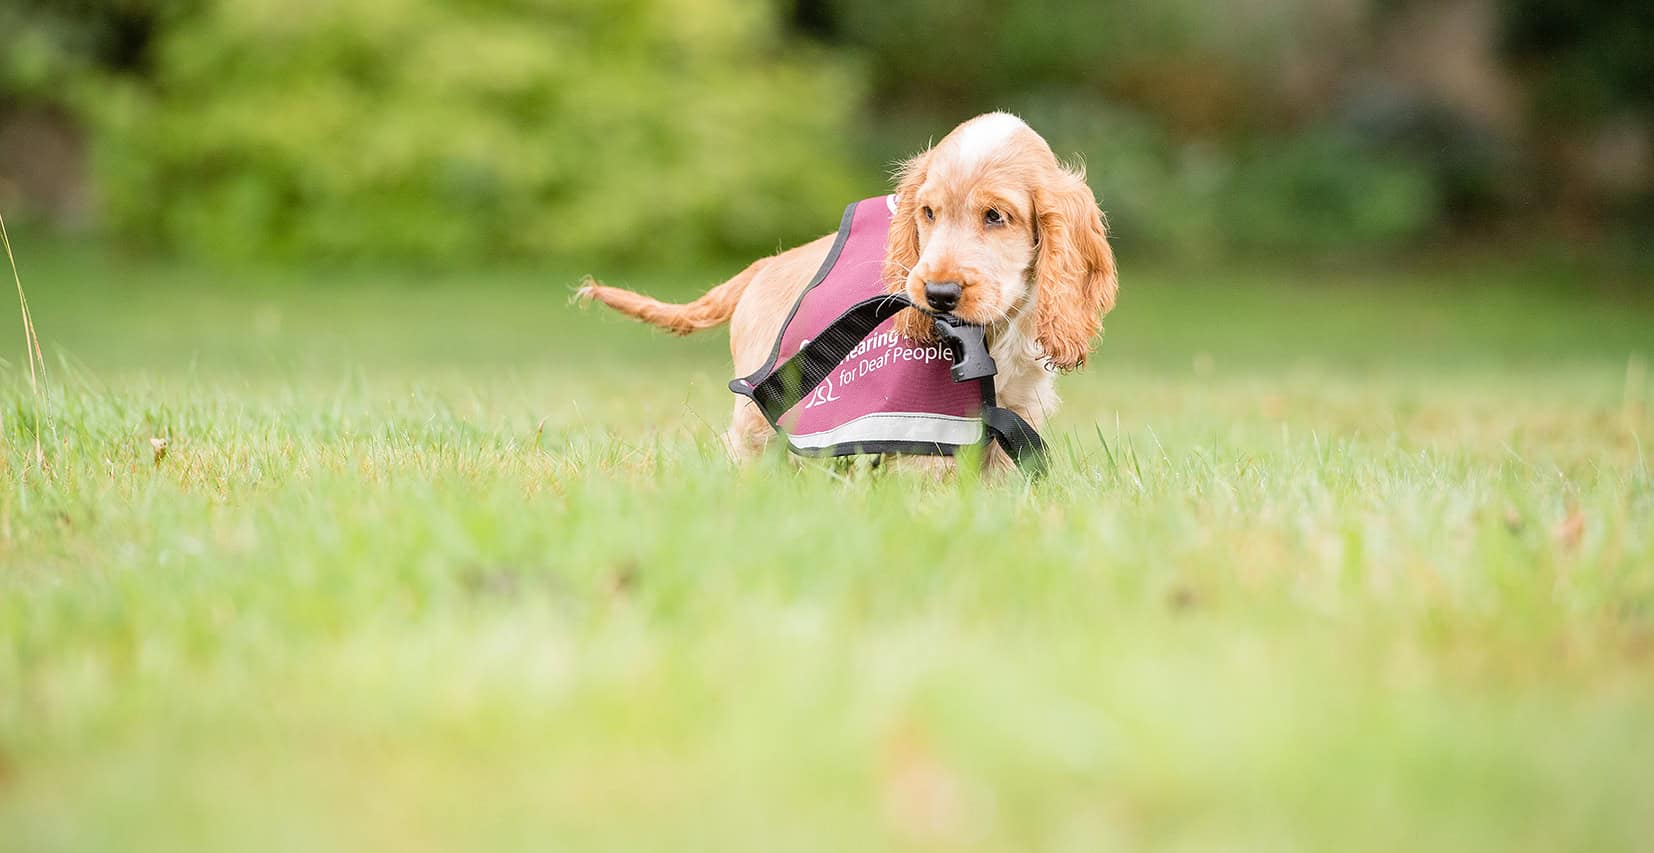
left=787, top=412, right=983, bottom=449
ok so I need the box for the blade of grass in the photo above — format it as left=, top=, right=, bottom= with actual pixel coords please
left=1, top=209, right=51, bottom=474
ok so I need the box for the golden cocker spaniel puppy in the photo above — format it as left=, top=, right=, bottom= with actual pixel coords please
left=582, top=112, right=1118, bottom=467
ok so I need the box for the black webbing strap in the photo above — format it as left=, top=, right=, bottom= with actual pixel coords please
left=734, top=295, right=910, bottom=423
left=730, top=294, right=1050, bottom=475
left=982, top=404, right=1049, bottom=475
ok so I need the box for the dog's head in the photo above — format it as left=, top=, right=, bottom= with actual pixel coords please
left=885, top=112, right=1118, bottom=371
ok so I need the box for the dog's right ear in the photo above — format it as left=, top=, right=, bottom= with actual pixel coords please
left=885, top=150, right=930, bottom=293
left=886, top=149, right=932, bottom=341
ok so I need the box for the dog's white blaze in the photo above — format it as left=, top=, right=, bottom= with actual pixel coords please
left=952, top=112, right=1026, bottom=167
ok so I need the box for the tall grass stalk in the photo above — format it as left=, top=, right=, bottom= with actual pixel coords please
left=1, top=211, right=51, bottom=474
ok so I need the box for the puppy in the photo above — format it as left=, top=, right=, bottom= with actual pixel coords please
left=581, top=112, right=1117, bottom=467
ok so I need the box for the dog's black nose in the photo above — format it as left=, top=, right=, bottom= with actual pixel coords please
left=923, top=281, right=963, bottom=312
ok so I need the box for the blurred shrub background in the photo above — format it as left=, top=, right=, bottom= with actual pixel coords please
left=0, top=0, right=1649, bottom=264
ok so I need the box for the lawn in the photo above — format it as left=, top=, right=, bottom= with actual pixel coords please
left=2, top=242, right=1652, bottom=851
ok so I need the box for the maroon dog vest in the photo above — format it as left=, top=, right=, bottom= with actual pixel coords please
left=730, top=195, right=1046, bottom=469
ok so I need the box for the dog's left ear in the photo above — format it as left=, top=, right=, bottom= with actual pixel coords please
left=1033, top=167, right=1117, bottom=371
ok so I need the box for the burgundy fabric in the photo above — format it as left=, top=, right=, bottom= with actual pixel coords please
left=762, top=195, right=981, bottom=439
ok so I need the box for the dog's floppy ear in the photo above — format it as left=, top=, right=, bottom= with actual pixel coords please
left=1033, top=166, right=1117, bottom=371
left=886, top=150, right=934, bottom=341
left=885, top=150, right=929, bottom=291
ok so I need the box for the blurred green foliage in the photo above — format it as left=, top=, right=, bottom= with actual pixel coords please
left=826, top=0, right=1307, bottom=121
left=6, top=0, right=863, bottom=263
left=979, top=96, right=1441, bottom=256
left=824, top=0, right=1499, bottom=254
left=1, top=0, right=1649, bottom=263
left=1503, top=0, right=1654, bottom=127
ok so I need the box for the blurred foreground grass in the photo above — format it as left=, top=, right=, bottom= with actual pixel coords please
left=2, top=242, right=1652, bottom=851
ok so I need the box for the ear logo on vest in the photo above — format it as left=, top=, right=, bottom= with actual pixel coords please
left=729, top=196, right=1049, bottom=474
left=803, top=376, right=840, bottom=408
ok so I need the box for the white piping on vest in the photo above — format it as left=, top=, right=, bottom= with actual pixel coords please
left=788, top=411, right=983, bottom=450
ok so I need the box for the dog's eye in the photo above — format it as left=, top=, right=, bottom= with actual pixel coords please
left=922, top=206, right=934, bottom=222
left=984, top=208, right=1004, bottom=226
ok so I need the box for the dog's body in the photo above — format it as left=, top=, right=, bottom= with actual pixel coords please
left=581, top=113, right=1117, bottom=468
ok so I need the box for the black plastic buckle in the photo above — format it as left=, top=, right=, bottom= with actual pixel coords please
left=931, top=314, right=997, bottom=383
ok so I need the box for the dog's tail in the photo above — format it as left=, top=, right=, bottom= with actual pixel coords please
left=577, top=259, right=763, bottom=336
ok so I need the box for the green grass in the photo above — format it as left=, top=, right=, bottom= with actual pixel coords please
left=2, top=244, right=1652, bottom=851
